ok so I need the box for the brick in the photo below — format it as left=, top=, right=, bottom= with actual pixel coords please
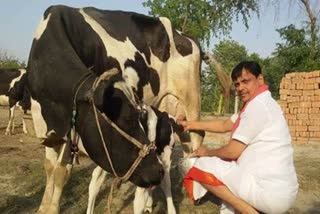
left=313, top=132, right=320, bottom=137
left=309, top=108, right=319, bottom=114
left=299, top=102, right=312, bottom=108
left=309, top=119, right=320, bottom=125
left=299, top=119, right=310, bottom=125
left=314, top=71, right=320, bottom=77
left=297, top=125, right=308, bottom=131
left=295, top=137, right=309, bottom=144
left=309, top=126, right=320, bottom=131
left=288, top=102, right=299, bottom=108
left=297, top=114, right=309, bottom=120
left=309, top=138, right=320, bottom=142
left=285, top=114, right=296, bottom=120
left=290, top=90, right=302, bottom=96
left=279, top=89, right=289, bottom=95
left=280, top=94, right=287, bottom=101
left=314, top=95, right=320, bottom=101
left=286, top=73, right=295, bottom=79
left=310, top=113, right=320, bottom=119
left=303, top=90, right=315, bottom=96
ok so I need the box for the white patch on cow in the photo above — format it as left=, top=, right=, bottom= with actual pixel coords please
left=9, top=69, right=26, bottom=90
left=79, top=9, right=150, bottom=74
left=134, top=187, right=149, bottom=214
left=87, top=166, right=107, bottom=214
left=0, top=95, right=9, bottom=105
left=30, top=97, right=48, bottom=138
left=123, top=67, right=140, bottom=92
left=143, top=105, right=158, bottom=142
left=114, top=81, right=137, bottom=107
left=77, top=137, right=88, bottom=156
left=144, top=17, right=200, bottom=114
left=34, top=13, right=51, bottom=40
left=45, top=146, right=59, bottom=165
left=46, top=130, right=56, bottom=137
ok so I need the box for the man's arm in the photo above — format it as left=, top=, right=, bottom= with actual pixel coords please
left=191, top=139, right=247, bottom=160
left=178, top=118, right=234, bottom=133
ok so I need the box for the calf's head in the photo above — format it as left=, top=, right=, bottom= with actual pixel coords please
left=138, top=105, right=176, bottom=155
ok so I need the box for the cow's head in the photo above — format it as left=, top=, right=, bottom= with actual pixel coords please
left=138, top=105, right=176, bottom=155
left=79, top=70, right=164, bottom=187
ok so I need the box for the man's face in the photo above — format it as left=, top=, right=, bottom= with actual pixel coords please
left=233, top=69, right=263, bottom=103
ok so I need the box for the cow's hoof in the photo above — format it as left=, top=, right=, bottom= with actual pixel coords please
left=144, top=206, right=152, bottom=213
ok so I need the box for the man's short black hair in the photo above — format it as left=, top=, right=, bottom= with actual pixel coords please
left=231, top=61, right=262, bottom=81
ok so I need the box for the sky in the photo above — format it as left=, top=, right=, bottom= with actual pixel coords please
left=0, top=0, right=310, bottom=63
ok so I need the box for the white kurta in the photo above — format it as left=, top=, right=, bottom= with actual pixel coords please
left=186, top=91, right=299, bottom=214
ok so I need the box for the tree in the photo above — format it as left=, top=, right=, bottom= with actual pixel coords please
left=268, top=0, right=320, bottom=62
left=275, top=25, right=312, bottom=71
left=298, top=0, right=319, bottom=61
left=143, top=0, right=260, bottom=45
left=0, top=49, right=25, bottom=68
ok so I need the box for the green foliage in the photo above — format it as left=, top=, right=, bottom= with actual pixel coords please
left=274, top=24, right=314, bottom=72
left=260, top=57, right=283, bottom=99
left=0, top=50, right=25, bottom=68
left=213, top=40, right=249, bottom=73
left=143, top=0, right=259, bottom=46
left=201, top=65, right=220, bottom=112
left=262, top=24, right=320, bottom=99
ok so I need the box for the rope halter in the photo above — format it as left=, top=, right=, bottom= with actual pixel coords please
left=73, top=68, right=157, bottom=181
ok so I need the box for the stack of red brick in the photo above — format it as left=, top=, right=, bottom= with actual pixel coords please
left=278, top=70, right=320, bottom=144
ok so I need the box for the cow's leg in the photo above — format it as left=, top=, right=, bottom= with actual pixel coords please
left=46, top=142, right=73, bottom=214
left=144, top=189, right=153, bottom=213
left=5, top=106, right=15, bottom=135
left=87, top=166, right=107, bottom=214
left=22, top=117, right=28, bottom=134
left=134, top=187, right=149, bottom=214
left=159, top=146, right=176, bottom=214
left=38, top=146, right=59, bottom=213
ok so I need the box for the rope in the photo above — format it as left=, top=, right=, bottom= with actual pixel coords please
left=72, top=68, right=157, bottom=214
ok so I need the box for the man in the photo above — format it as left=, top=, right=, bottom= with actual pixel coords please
left=178, top=61, right=298, bottom=213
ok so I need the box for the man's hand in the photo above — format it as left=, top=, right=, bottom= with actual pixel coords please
left=177, top=119, right=190, bottom=132
left=189, top=145, right=211, bottom=157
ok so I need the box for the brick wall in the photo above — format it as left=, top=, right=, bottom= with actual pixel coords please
left=278, top=70, right=320, bottom=144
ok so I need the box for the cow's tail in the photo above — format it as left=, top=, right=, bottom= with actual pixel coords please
left=200, top=50, right=210, bottom=64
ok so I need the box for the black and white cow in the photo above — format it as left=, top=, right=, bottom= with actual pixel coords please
left=27, top=5, right=204, bottom=213
left=0, top=68, right=30, bottom=135
left=31, top=4, right=203, bottom=151
left=85, top=105, right=179, bottom=214
left=26, top=6, right=167, bottom=214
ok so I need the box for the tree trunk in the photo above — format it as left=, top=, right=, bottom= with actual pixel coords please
left=234, top=95, right=239, bottom=114
left=300, top=0, right=318, bottom=60
left=217, top=94, right=223, bottom=115
left=181, top=0, right=191, bottom=33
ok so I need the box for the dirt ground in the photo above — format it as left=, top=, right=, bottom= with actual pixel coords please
left=0, top=108, right=319, bottom=213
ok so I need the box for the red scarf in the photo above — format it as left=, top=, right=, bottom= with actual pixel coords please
left=231, top=84, right=269, bottom=136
